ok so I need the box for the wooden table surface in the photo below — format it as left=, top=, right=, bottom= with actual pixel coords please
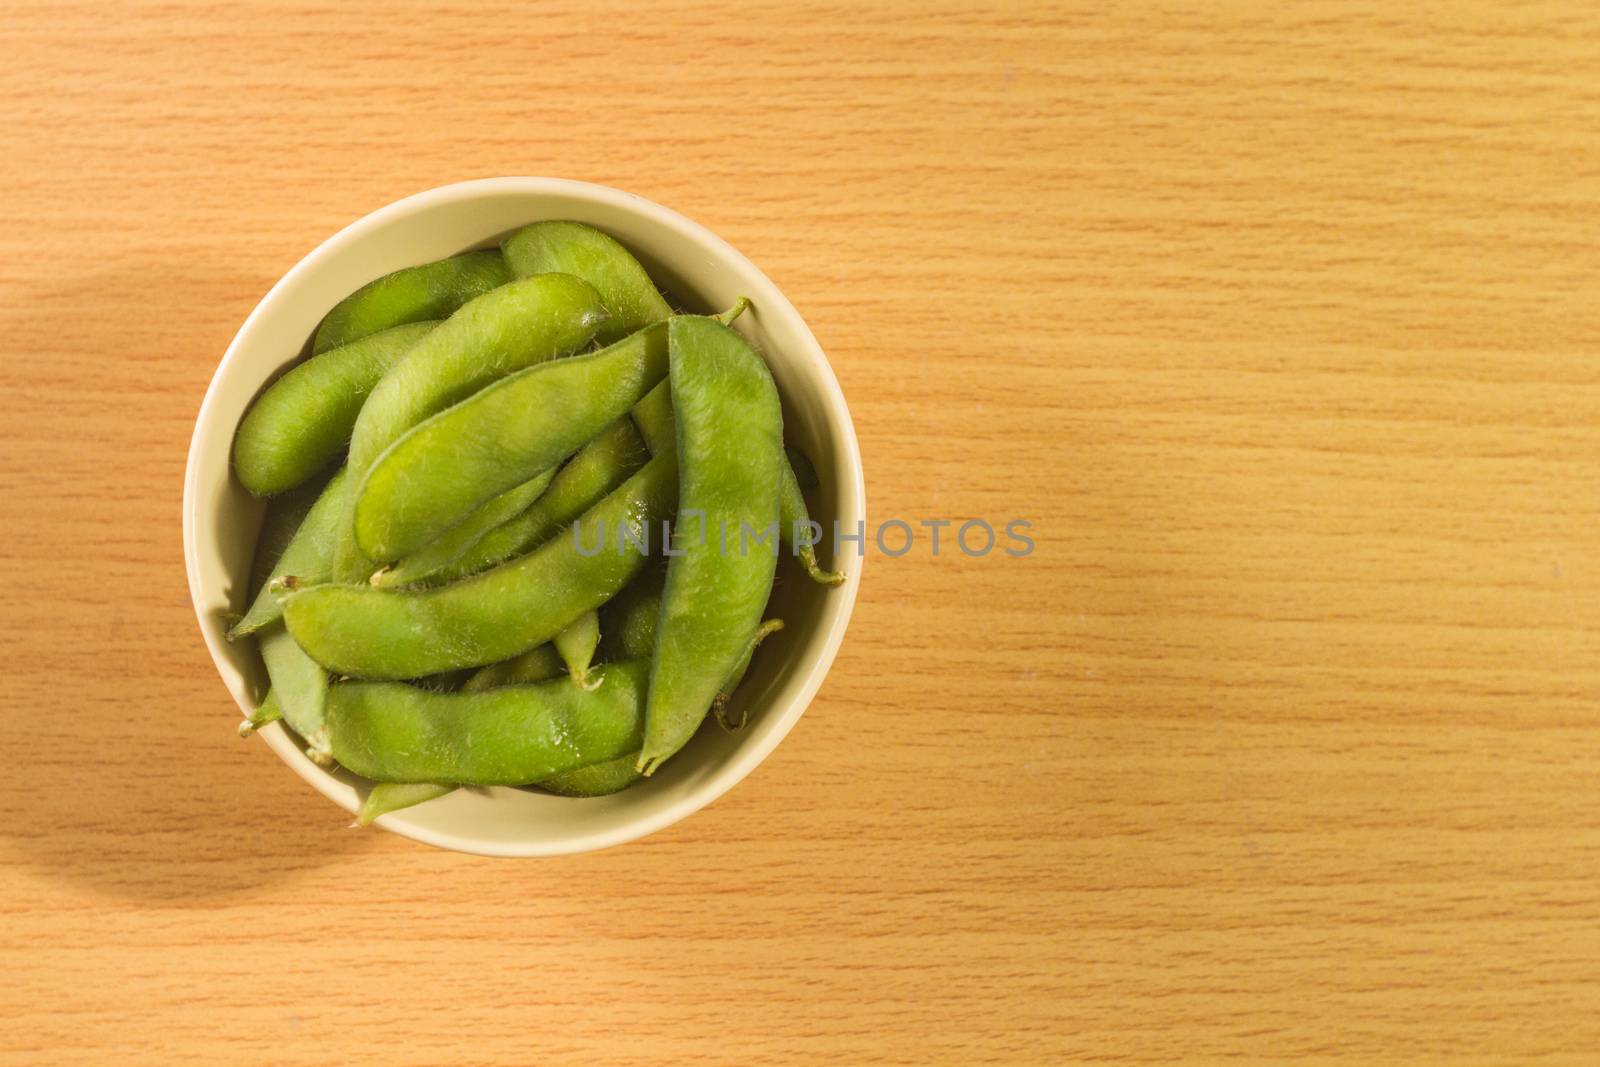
left=4, top=3, right=1599, bottom=1062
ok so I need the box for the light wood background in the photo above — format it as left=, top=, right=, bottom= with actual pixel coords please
left=3, top=2, right=1598, bottom=1063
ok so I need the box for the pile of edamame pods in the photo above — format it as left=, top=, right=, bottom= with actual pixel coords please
left=229, top=221, right=843, bottom=825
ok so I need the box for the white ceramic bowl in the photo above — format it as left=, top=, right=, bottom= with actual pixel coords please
left=183, top=178, right=864, bottom=856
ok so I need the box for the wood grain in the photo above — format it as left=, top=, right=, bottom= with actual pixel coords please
left=3, top=1, right=1599, bottom=1062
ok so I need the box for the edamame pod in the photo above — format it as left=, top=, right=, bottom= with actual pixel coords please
left=367, top=645, right=563, bottom=820
left=286, top=451, right=679, bottom=679
left=356, top=759, right=631, bottom=819
left=368, top=467, right=555, bottom=588
left=312, top=250, right=509, bottom=355
left=356, top=782, right=456, bottom=826
left=248, top=473, right=326, bottom=593
left=537, top=753, right=642, bottom=797
left=779, top=453, right=845, bottom=586
left=353, top=322, right=667, bottom=562
left=712, top=618, right=784, bottom=729
left=553, top=610, right=601, bottom=690
left=259, top=627, right=331, bottom=762
left=598, top=560, right=666, bottom=661
left=502, top=222, right=671, bottom=346
left=238, top=690, right=284, bottom=738
left=230, top=468, right=350, bottom=639
left=634, top=381, right=842, bottom=586
left=410, top=642, right=599, bottom=814
left=629, top=379, right=674, bottom=457
left=639, top=317, right=783, bottom=775
left=395, top=416, right=649, bottom=587
left=333, top=273, right=608, bottom=581
left=618, top=303, right=744, bottom=487
left=462, top=643, right=566, bottom=692
left=326, top=659, right=650, bottom=785
left=233, top=323, right=434, bottom=495
left=596, top=564, right=777, bottom=712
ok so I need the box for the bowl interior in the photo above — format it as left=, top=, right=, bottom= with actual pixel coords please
left=186, top=179, right=863, bottom=855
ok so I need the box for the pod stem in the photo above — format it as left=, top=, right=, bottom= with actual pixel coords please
left=713, top=702, right=748, bottom=732
left=715, top=296, right=752, bottom=326
left=713, top=619, right=786, bottom=731
left=799, top=546, right=846, bottom=586
left=239, top=696, right=284, bottom=738
left=237, top=716, right=277, bottom=738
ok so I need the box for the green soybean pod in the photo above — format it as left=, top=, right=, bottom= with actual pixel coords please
left=414, top=417, right=650, bottom=586
left=638, top=317, right=783, bottom=775
left=629, top=378, right=674, bottom=457
left=248, top=474, right=327, bottom=594
left=238, top=689, right=284, bottom=738
left=553, top=610, right=601, bottom=690
left=326, top=659, right=650, bottom=785
left=233, top=323, right=435, bottom=496
left=597, top=564, right=777, bottom=711
left=635, top=379, right=840, bottom=585
left=712, top=618, right=785, bottom=728
left=286, top=452, right=678, bottom=679
left=353, top=322, right=667, bottom=562
left=502, top=222, right=671, bottom=346
left=537, top=753, right=642, bottom=797
left=355, top=782, right=456, bottom=826
left=622, top=301, right=742, bottom=460
left=428, top=642, right=594, bottom=812
left=779, top=452, right=845, bottom=586
left=313, top=250, right=510, bottom=355
left=229, top=468, right=350, bottom=639
left=462, top=644, right=566, bottom=692
left=598, top=560, right=667, bottom=661
left=258, top=627, right=331, bottom=762
left=368, top=467, right=555, bottom=589
left=333, top=273, right=608, bottom=581
left=363, top=648, right=561, bottom=821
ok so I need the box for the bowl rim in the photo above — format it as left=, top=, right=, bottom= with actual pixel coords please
left=182, top=176, right=866, bottom=856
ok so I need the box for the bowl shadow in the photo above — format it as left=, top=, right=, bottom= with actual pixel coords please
left=0, top=253, right=383, bottom=904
